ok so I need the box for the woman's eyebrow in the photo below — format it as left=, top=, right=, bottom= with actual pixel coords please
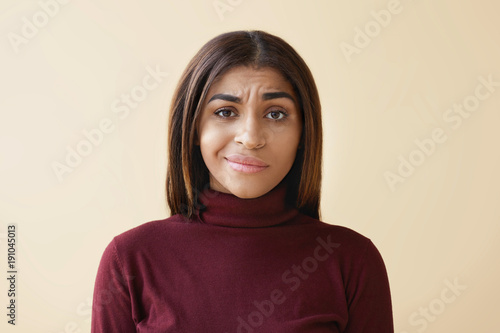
left=207, top=91, right=295, bottom=104
left=261, top=91, right=295, bottom=102
left=207, top=94, right=241, bottom=103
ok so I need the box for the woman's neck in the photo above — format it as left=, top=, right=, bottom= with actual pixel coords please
left=196, top=181, right=299, bottom=228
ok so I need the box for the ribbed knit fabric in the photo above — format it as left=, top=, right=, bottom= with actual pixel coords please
left=92, top=182, right=394, bottom=332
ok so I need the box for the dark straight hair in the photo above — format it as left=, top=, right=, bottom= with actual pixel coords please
left=166, top=30, right=323, bottom=219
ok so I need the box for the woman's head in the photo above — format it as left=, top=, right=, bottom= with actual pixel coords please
left=166, top=30, right=322, bottom=219
left=197, top=65, right=303, bottom=199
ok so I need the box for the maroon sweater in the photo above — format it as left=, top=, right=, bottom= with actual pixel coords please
left=92, top=182, right=393, bottom=332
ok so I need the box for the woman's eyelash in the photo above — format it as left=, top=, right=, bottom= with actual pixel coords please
left=213, top=108, right=288, bottom=121
left=266, top=110, right=288, bottom=121
left=214, top=108, right=236, bottom=118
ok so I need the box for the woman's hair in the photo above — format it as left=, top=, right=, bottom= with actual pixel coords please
left=166, top=30, right=323, bottom=219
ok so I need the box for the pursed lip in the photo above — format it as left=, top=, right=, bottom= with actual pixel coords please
left=225, top=154, right=269, bottom=167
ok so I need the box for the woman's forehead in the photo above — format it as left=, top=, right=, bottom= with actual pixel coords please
left=206, top=66, right=295, bottom=96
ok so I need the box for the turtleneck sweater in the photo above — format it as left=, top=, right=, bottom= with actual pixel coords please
left=92, top=182, right=393, bottom=332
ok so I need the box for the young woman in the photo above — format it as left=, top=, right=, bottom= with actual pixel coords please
left=92, top=30, right=394, bottom=332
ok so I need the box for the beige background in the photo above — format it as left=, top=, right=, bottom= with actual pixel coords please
left=1, top=0, right=499, bottom=332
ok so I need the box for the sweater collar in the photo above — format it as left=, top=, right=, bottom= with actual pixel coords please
left=197, top=181, right=299, bottom=228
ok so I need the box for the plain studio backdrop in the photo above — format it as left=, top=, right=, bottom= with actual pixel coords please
left=1, top=0, right=499, bottom=332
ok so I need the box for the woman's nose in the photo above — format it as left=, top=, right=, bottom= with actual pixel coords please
left=234, top=115, right=266, bottom=149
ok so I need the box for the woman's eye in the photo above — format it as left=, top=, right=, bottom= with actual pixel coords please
left=266, top=110, right=287, bottom=120
left=214, top=108, right=236, bottom=118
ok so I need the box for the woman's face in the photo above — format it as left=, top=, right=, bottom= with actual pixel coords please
left=197, top=66, right=303, bottom=198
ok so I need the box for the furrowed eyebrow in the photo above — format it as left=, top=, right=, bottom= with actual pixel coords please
left=207, top=94, right=241, bottom=103
left=262, top=91, right=295, bottom=102
left=207, top=91, right=295, bottom=104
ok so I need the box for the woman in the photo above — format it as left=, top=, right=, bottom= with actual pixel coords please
left=92, top=30, right=394, bottom=332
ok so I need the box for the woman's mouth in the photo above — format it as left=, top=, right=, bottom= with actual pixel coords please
left=225, top=154, right=269, bottom=173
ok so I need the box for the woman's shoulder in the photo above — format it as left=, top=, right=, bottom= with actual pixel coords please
left=295, top=214, right=382, bottom=259
left=298, top=214, right=371, bottom=243
left=304, top=218, right=389, bottom=276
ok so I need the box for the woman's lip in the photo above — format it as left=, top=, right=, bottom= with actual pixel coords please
left=225, top=154, right=269, bottom=173
left=226, top=160, right=268, bottom=173
left=225, top=154, right=269, bottom=167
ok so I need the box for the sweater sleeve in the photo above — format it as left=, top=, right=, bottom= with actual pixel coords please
left=91, top=238, right=137, bottom=333
left=343, top=239, right=394, bottom=332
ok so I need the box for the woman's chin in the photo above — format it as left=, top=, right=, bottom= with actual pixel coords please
left=224, top=183, right=275, bottom=199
